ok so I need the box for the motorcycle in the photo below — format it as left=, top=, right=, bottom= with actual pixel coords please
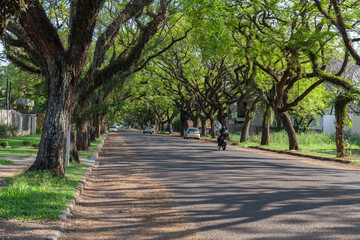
left=218, top=135, right=228, bottom=151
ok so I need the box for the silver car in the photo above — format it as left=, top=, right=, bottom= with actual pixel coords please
left=143, top=126, right=155, bottom=134
left=184, top=127, right=200, bottom=139
left=109, top=125, right=118, bottom=132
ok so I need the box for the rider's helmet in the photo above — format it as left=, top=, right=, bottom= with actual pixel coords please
left=222, top=125, right=226, bottom=130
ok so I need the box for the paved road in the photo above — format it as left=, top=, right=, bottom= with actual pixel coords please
left=118, top=129, right=360, bottom=240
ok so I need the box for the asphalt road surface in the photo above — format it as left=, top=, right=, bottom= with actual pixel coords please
left=118, top=129, right=360, bottom=240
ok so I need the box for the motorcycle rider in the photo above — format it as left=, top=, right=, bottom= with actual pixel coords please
left=217, top=125, right=228, bottom=147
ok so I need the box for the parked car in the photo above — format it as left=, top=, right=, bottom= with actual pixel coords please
left=109, top=125, right=118, bottom=132
left=184, top=127, right=200, bottom=139
left=143, top=126, right=155, bottom=134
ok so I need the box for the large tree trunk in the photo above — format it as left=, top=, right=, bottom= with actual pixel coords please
left=274, top=109, right=299, bottom=151
left=240, top=118, right=251, bottom=142
left=93, top=112, right=102, bottom=139
left=28, top=72, right=72, bottom=176
left=334, top=95, right=353, bottom=157
left=76, top=118, right=90, bottom=152
left=335, top=124, right=345, bottom=157
left=168, top=121, right=173, bottom=134
left=200, top=115, right=206, bottom=137
left=210, top=115, right=216, bottom=139
left=217, top=107, right=226, bottom=127
left=240, top=97, right=260, bottom=143
left=180, top=110, right=188, bottom=136
left=261, top=105, right=271, bottom=146
left=70, top=125, right=80, bottom=163
left=90, top=118, right=96, bottom=142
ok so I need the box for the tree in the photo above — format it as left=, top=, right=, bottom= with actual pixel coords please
left=313, top=0, right=360, bottom=157
left=227, top=0, right=340, bottom=150
left=2, top=0, right=170, bottom=176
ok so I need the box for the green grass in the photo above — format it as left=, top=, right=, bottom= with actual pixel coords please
left=232, top=131, right=360, bottom=160
left=0, top=135, right=103, bottom=159
left=78, top=137, right=103, bottom=159
left=0, top=162, right=88, bottom=220
left=0, top=158, right=15, bottom=165
left=0, top=135, right=41, bottom=158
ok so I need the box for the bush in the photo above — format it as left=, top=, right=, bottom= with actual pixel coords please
left=23, top=140, right=30, bottom=146
left=32, top=142, right=40, bottom=149
left=0, top=125, right=19, bottom=138
left=36, top=126, right=43, bottom=134
left=0, top=141, right=9, bottom=148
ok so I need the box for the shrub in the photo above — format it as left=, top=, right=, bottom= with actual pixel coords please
left=32, top=142, right=40, bottom=149
left=0, top=125, right=19, bottom=138
left=36, top=126, right=43, bottom=134
left=23, top=140, right=30, bottom=146
left=8, top=125, right=19, bottom=136
left=0, top=141, right=9, bottom=148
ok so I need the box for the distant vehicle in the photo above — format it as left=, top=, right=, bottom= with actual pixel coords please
left=109, top=125, right=118, bottom=132
left=184, top=127, right=200, bottom=139
left=217, top=132, right=228, bottom=150
left=143, top=126, right=155, bottom=134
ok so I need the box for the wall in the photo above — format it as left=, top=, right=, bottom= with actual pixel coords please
left=0, top=109, right=12, bottom=125
left=0, top=109, right=37, bottom=135
left=323, top=115, right=360, bottom=135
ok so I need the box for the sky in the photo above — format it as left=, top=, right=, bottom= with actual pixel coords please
left=0, top=43, right=9, bottom=66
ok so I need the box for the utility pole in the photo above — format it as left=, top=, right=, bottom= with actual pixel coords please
left=5, top=66, right=9, bottom=109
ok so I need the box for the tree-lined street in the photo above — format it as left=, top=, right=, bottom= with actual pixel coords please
left=63, top=129, right=360, bottom=239
left=3, top=1, right=360, bottom=238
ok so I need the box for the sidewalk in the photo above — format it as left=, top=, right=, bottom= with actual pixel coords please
left=0, top=134, right=198, bottom=240
left=0, top=136, right=107, bottom=240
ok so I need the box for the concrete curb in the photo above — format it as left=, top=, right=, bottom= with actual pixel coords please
left=49, top=134, right=107, bottom=240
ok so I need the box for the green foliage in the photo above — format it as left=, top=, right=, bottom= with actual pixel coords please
left=0, top=124, right=19, bottom=138
left=0, top=162, right=88, bottom=220
left=183, top=0, right=232, bottom=59
left=36, top=126, right=43, bottom=134
left=0, top=158, right=14, bottom=165
left=0, top=65, right=47, bottom=112
left=22, top=140, right=30, bottom=146
left=0, top=141, right=8, bottom=148
left=32, top=142, right=40, bottom=149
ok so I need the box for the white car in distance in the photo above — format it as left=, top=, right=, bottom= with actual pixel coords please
left=143, top=126, right=155, bottom=134
left=184, top=127, right=200, bottom=139
left=109, top=125, right=118, bottom=132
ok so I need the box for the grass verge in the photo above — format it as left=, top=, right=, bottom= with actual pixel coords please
left=0, top=135, right=41, bottom=158
left=0, top=162, right=88, bottom=220
left=78, top=137, right=103, bottom=159
left=0, top=158, right=16, bottom=165
left=230, top=132, right=360, bottom=161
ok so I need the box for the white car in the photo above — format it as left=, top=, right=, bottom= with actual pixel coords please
left=184, top=127, right=200, bottom=139
left=143, top=126, right=155, bottom=134
left=109, top=125, right=118, bottom=132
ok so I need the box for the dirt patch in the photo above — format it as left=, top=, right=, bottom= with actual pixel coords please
left=60, top=135, right=200, bottom=240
